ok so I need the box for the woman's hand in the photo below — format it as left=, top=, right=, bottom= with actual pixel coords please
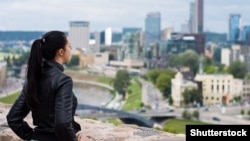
left=76, top=131, right=89, bottom=141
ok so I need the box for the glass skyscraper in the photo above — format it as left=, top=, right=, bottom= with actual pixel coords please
left=189, top=0, right=203, bottom=33
left=144, top=12, right=161, bottom=46
left=195, top=0, right=203, bottom=33
left=242, top=25, right=250, bottom=42
left=228, top=14, right=241, bottom=42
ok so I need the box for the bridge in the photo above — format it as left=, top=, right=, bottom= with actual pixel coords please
left=77, top=104, right=177, bottom=128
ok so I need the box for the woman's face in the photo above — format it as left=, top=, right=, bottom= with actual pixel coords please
left=63, top=37, right=72, bottom=63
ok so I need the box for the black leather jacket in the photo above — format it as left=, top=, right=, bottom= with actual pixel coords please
left=6, top=61, right=81, bottom=141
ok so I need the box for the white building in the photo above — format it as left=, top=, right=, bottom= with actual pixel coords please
left=194, top=74, right=240, bottom=105
left=105, top=27, right=112, bottom=46
left=94, top=52, right=109, bottom=65
left=221, top=44, right=245, bottom=67
left=171, top=72, right=198, bottom=107
left=231, top=44, right=244, bottom=62
left=69, top=21, right=90, bottom=52
left=242, top=79, right=250, bottom=102
left=221, top=48, right=231, bottom=66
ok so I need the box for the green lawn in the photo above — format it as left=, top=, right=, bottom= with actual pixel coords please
left=163, top=118, right=212, bottom=134
left=122, top=78, right=142, bottom=111
left=0, top=91, right=20, bottom=104
left=97, top=76, right=114, bottom=85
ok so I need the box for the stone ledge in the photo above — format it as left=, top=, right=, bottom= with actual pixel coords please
left=0, top=103, right=185, bottom=141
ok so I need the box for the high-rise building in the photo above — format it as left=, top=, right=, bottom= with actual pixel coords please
left=195, top=0, right=203, bottom=33
left=241, top=25, right=250, bottom=43
left=100, top=27, right=112, bottom=45
left=94, top=31, right=100, bottom=52
left=228, top=14, right=241, bottom=42
left=161, top=27, right=173, bottom=41
left=105, top=27, right=112, bottom=45
left=189, top=2, right=195, bottom=33
left=144, top=12, right=161, bottom=46
left=69, top=21, right=90, bottom=52
left=122, top=27, right=142, bottom=37
left=194, top=0, right=203, bottom=33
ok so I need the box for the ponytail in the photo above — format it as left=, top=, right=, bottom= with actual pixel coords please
left=25, top=39, right=43, bottom=110
left=25, top=31, right=67, bottom=110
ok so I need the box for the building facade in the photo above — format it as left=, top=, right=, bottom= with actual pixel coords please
left=228, top=14, right=241, bottom=42
left=171, top=72, right=198, bottom=107
left=194, top=0, right=203, bottom=33
left=241, top=25, right=250, bottom=44
left=195, top=74, right=240, bottom=105
left=242, top=79, right=250, bottom=102
left=69, top=21, right=90, bottom=52
left=144, top=12, right=161, bottom=46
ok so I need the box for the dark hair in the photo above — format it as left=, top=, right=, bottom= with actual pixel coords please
left=25, top=31, right=67, bottom=110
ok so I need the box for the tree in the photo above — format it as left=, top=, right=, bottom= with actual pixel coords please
left=156, top=74, right=172, bottom=98
left=182, top=110, right=192, bottom=120
left=204, top=65, right=217, bottom=74
left=192, top=110, right=199, bottom=120
left=241, top=109, right=245, bottom=115
left=168, top=54, right=181, bottom=67
left=229, top=60, right=247, bottom=79
left=182, top=88, right=202, bottom=107
left=113, top=69, right=130, bottom=99
left=179, top=50, right=200, bottom=73
left=13, top=51, right=30, bottom=67
left=66, top=55, right=80, bottom=67
left=168, top=96, right=173, bottom=105
left=146, top=69, right=161, bottom=84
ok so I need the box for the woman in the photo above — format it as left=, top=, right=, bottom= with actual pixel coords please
left=6, top=31, right=81, bottom=141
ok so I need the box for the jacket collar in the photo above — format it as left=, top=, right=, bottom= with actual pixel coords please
left=44, top=60, right=64, bottom=72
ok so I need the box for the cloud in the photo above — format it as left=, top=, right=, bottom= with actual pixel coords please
left=0, top=0, right=249, bottom=33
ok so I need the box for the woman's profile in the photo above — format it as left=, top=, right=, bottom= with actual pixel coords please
left=6, top=31, right=82, bottom=141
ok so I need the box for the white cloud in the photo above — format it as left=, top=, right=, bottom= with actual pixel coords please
left=0, top=0, right=249, bottom=33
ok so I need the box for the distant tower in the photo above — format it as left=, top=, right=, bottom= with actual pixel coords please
left=69, top=21, right=90, bottom=52
left=194, top=0, right=203, bottom=33
left=242, top=25, right=250, bottom=43
left=189, top=2, right=195, bottom=33
left=94, top=31, right=100, bottom=52
left=105, top=27, right=112, bottom=46
left=228, top=14, right=241, bottom=42
left=144, top=12, right=161, bottom=46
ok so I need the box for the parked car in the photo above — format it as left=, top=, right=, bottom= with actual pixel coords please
left=212, top=116, right=221, bottom=121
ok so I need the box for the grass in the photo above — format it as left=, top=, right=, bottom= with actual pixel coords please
left=103, top=118, right=123, bottom=126
left=97, top=76, right=114, bottom=85
left=163, top=118, right=212, bottom=134
left=0, top=91, right=20, bottom=104
left=122, top=78, right=142, bottom=111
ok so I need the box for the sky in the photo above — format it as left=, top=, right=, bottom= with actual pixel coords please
left=0, top=0, right=249, bottom=33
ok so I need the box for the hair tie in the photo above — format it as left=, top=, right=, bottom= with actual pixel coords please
left=42, top=38, right=46, bottom=43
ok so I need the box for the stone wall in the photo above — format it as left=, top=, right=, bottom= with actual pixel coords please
left=0, top=103, right=185, bottom=141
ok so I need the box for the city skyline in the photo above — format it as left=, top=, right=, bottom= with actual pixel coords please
left=0, top=0, right=249, bottom=33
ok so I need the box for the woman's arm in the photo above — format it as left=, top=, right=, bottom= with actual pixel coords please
left=6, top=88, right=33, bottom=140
left=54, top=76, right=77, bottom=141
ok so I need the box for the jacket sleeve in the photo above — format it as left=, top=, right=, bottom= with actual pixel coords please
left=54, top=75, right=77, bottom=141
left=6, top=87, right=33, bottom=140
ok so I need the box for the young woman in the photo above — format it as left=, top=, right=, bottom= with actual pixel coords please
left=6, top=31, right=81, bottom=141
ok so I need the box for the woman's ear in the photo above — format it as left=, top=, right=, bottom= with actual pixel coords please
left=58, top=48, right=64, bottom=56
